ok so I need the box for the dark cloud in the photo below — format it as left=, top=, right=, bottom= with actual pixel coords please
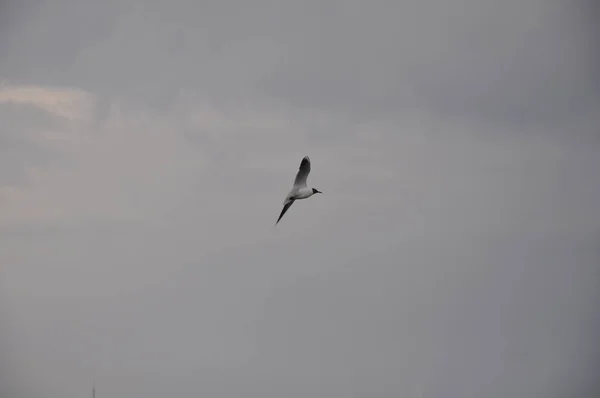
left=2, top=0, right=598, bottom=130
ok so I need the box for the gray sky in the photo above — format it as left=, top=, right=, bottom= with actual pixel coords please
left=1, top=0, right=599, bottom=397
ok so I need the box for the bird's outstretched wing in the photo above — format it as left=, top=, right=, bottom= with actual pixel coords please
left=293, top=156, right=311, bottom=188
left=276, top=199, right=295, bottom=225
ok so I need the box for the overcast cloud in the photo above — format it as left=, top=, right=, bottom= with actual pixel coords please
left=1, top=1, right=599, bottom=397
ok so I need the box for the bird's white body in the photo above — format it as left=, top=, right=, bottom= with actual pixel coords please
left=284, top=187, right=315, bottom=204
left=275, top=156, right=322, bottom=225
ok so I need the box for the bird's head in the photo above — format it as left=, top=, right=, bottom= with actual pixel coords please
left=312, top=188, right=322, bottom=194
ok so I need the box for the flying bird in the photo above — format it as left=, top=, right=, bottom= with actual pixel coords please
left=276, top=156, right=322, bottom=225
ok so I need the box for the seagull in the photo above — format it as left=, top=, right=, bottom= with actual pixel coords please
left=275, top=156, right=322, bottom=225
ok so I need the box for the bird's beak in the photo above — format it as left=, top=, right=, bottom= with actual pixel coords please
left=316, top=190, right=322, bottom=194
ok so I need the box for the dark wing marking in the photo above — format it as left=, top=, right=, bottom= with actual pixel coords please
left=293, top=156, right=311, bottom=187
left=275, top=199, right=295, bottom=225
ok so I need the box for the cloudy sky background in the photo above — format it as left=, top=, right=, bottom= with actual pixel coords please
left=1, top=0, right=599, bottom=397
